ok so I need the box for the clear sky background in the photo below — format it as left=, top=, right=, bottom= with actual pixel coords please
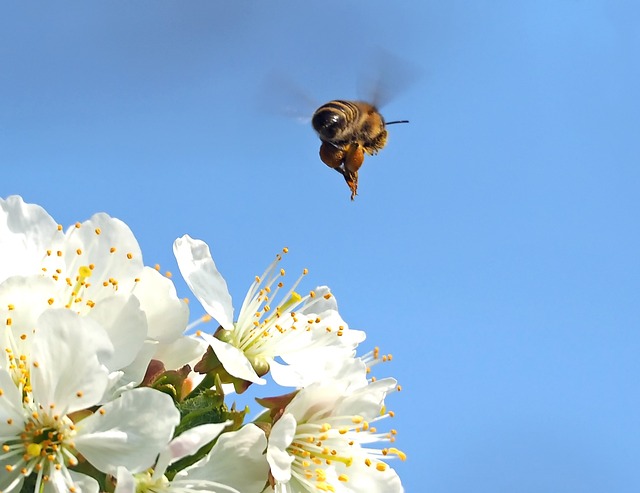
left=2, top=2, right=639, bottom=491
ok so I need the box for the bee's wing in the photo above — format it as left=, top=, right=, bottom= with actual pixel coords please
left=256, top=71, right=319, bottom=124
left=357, top=48, right=421, bottom=109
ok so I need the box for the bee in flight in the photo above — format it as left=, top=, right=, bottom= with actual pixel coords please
left=312, top=100, right=408, bottom=200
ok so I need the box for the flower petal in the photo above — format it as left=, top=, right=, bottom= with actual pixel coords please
left=89, top=294, right=148, bottom=371
left=154, top=421, right=231, bottom=476
left=0, top=369, right=26, bottom=435
left=0, top=195, right=62, bottom=281
left=174, top=235, right=234, bottom=330
left=132, top=266, right=189, bottom=343
left=152, top=334, right=206, bottom=371
left=267, top=414, right=297, bottom=482
left=113, top=467, right=135, bottom=493
left=62, top=213, right=143, bottom=297
left=201, top=332, right=265, bottom=384
left=30, top=310, right=113, bottom=414
left=184, top=424, right=269, bottom=493
left=74, top=387, right=179, bottom=474
left=68, top=472, right=100, bottom=493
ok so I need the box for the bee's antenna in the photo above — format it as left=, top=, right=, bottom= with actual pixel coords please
left=386, top=120, right=409, bottom=125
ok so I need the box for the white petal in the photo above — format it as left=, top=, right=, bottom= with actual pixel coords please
left=201, top=332, right=265, bottom=384
left=174, top=235, right=234, bottom=330
left=42, top=468, right=68, bottom=493
left=0, top=195, right=62, bottom=281
left=272, top=355, right=368, bottom=389
left=285, top=383, right=341, bottom=423
left=114, top=340, right=158, bottom=392
left=297, top=286, right=336, bottom=314
left=337, top=459, right=403, bottom=493
left=0, top=276, right=58, bottom=354
left=155, top=421, right=230, bottom=476
left=335, top=378, right=397, bottom=420
left=133, top=266, right=189, bottom=343
left=185, top=424, right=269, bottom=493
left=69, top=472, right=100, bottom=493
left=89, top=294, right=148, bottom=371
left=75, top=387, right=180, bottom=474
left=268, top=359, right=306, bottom=388
left=113, top=467, right=136, bottom=493
left=62, top=214, right=143, bottom=296
left=31, top=310, right=113, bottom=414
left=0, top=369, right=26, bottom=435
left=267, top=414, right=297, bottom=482
left=152, top=334, right=207, bottom=371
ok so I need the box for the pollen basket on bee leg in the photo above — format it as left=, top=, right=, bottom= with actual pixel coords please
left=319, top=142, right=346, bottom=169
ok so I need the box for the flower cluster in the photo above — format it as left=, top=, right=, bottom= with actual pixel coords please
left=0, top=196, right=405, bottom=493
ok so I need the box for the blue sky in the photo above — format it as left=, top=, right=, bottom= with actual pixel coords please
left=2, top=1, right=640, bottom=491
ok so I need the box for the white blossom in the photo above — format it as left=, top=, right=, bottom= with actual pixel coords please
left=174, top=235, right=365, bottom=388
left=0, top=196, right=199, bottom=389
left=0, top=309, right=179, bottom=492
left=266, top=373, right=405, bottom=493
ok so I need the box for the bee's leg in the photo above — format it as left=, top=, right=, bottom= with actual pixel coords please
left=343, top=144, right=365, bottom=200
left=363, top=129, right=388, bottom=156
left=319, top=142, right=346, bottom=170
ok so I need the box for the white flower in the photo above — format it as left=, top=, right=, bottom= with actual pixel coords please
left=265, top=374, right=405, bottom=493
left=0, top=195, right=199, bottom=386
left=0, top=309, right=180, bottom=492
left=115, top=423, right=269, bottom=493
left=173, top=235, right=365, bottom=388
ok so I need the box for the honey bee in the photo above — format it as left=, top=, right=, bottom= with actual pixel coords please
left=312, top=100, right=408, bottom=200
